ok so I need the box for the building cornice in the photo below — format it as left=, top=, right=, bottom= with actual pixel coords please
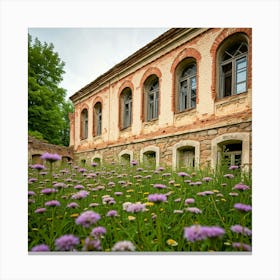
left=70, top=28, right=209, bottom=104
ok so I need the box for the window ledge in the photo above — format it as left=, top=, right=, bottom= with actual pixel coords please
left=175, top=107, right=196, bottom=116
left=120, top=126, right=132, bottom=133
left=92, top=135, right=102, bottom=141
left=215, top=92, right=248, bottom=106
left=174, top=108, right=196, bottom=120
left=143, top=119, right=159, bottom=127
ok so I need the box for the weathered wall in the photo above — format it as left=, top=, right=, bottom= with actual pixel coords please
left=69, top=28, right=252, bottom=170
left=28, top=136, right=74, bottom=164
left=74, top=121, right=252, bottom=170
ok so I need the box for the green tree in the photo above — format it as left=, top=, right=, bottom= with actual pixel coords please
left=28, top=34, right=72, bottom=146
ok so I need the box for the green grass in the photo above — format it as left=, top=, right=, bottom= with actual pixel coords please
left=28, top=161, right=252, bottom=252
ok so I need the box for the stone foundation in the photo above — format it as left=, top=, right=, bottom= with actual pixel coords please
left=73, top=121, right=252, bottom=170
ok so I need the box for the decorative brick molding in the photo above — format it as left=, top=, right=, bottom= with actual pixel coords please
left=139, top=67, right=162, bottom=122
left=170, top=48, right=202, bottom=112
left=117, top=82, right=134, bottom=130
left=210, top=28, right=252, bottom=100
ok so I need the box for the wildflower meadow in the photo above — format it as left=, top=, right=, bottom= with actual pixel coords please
left=28, top=153, right=252, bottom=253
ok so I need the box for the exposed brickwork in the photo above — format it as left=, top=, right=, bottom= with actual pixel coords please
left=74, top=122, right=251, bottom=169
left=69, top=28, right=252, bottom=170
left=28, top=136, right=73, bottom=164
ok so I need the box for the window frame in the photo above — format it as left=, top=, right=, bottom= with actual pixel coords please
left=219, top=41, right=248, bottom=99
left=93, top=102, right=102, bottom=137
left=178, top=63, right=197, bottom=112
left=121, top=88, right=132, bottom=129
left=146, top=78, right=159, bottom=121
left=80, top=108, right=88, bottom=140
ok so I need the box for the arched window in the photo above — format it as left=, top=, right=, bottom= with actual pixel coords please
left=80, top=108, right=88, bottom=140
left=144, top=75, right=159, bottom=121
left=211, top=132, right=251, bottom=171
left=178, top=63, right=196, bottom=111
left=218, top=35, right=248, bottom=98
left=120, top=88, right=132, bottom=129
left=172, top=140, right=200, bottom=171
left=93, top=102, right=102, bottom=136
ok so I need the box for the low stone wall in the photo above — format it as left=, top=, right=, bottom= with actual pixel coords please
left=73, top=121, right=252, bottom=169
left=28, top=136, right=74, bottom=165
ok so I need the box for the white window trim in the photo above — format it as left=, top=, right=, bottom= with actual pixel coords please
left=118, top=150, right=133, bottom=163
left=172, top=140, right=200, bottom=171
left=211, top=132, right=250, bottom=171
left=140, top=145, right=160, bottom=168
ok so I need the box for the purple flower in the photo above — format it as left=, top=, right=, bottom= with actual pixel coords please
left=184, top=225, right=225, bottom=242
left=41, top=188, right=57, bottom=195
left=112, top=241, right=136, bottom=251
left=234, top=203, right=252, bottom=212
left=232, top=242, right=252, bottom=251
left=224, top=173, right=234, bottom=179
left=185, top=198, right=195, bottom=205
left=41, top=153, right=61, bottom=162
left=34, top=207, right=46, bottom=214
left=229, top=165, right=239, bottom=170
left=230, top=225, right=252, bottom=236
left=233, top=183, right=250, bottom=191
left=45, top=200, right=60, bottom=207
left=126, top=203, right=146, bottom=213
left=75, top=211, right=101, bottom=227
left=29, top=178, right=38, bottom=183
left=82, top=237, right=101, bottom=251
left=31, top=244, right=50, bottom=252
left=91, top=226, right=107, bottom=238
left=186, top=207, right=202, bottom=214
left=177, top=172, right=190, bottom=177
left=89, top=203, right=100, bottom=207
left=31, top=164, right=45, bottom=170
left=67, top=202, right=79, bottom=208
left=53, top=182, right=67, bottom=189
left=197, top=191, right=214, bottom=196
left=148, top=193, right=167, bottom=203
left=91, top=162, right=98, bottom=167
left=202, top=177, right=212, bottom=182
left=55, top=234, right=79, bottom=251
left=71, top=190, right=89, bottom=199
left=184, top=225, right=206, bottom=242
left=74, top=184, right=84, bottom=190
left=174, top=198, right=181, bottom=203
left=106, top=210, right=118, bottom=217
left=28, top=191, right=36, bottom=196
left=108, top=182, right=115, bottom=187
left=153, top=183, right=167, bottom=189
left=114, top=192, right=123, bottom=196
left=78, top=168, right=87, bottom=173
left=131, top=160, right=137, bottom=166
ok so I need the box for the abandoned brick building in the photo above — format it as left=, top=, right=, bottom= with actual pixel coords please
left=69, top=28, right=252, bottom=170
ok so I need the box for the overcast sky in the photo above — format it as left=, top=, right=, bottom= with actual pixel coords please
left=28, top=28, right=169, bottom=100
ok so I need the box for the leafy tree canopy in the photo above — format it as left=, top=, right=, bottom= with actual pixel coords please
left=28, top=34, right=73, bottom=146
